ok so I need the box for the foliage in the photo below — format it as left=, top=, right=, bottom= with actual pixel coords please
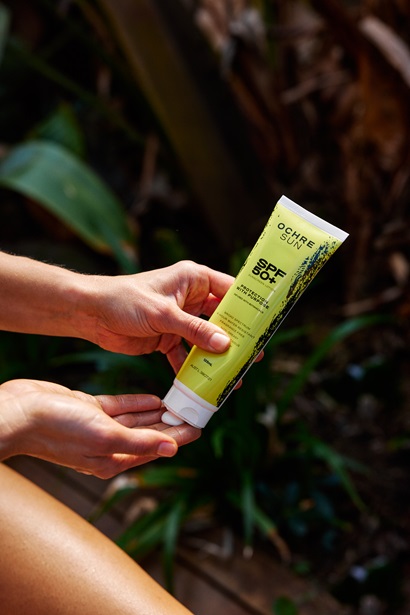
left=0, top=139, right=137, bottom=272
left=272, top=596, right=299, bottom=615
left=1, top=1, right=409, bottom=611
left=90, top=315, right=384, bottom=591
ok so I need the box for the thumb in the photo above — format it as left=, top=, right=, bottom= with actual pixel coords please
left=171, top=309, right=230, bottom=353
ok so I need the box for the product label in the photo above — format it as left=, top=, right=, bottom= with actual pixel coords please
left=251, top=258, right=287, bottom=283
left=174, top=197, right=346, bottom=409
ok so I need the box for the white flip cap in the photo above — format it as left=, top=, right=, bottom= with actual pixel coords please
left=162, top=379, right=218, bottom=429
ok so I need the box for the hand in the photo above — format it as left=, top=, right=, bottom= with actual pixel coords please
left=0, top=379, right=200, bottom=478
left=0, top=254, right=233, bottom=373
left=87, top=260, right=233, bottom=372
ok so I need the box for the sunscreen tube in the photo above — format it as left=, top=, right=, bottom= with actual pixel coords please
left=162, top=195, right=348, bottom=428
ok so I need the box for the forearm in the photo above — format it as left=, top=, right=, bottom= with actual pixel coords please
left=0, top=254, right=233, bottom=363
left=0, top=252, right=97, bottom=340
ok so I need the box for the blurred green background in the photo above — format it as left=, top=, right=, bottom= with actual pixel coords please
left=1, top=1, right=409, bottom=613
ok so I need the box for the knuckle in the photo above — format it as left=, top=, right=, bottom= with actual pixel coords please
left=172, top=259, right=204, bottom=282
left=187, top=316, right=207, bottom=338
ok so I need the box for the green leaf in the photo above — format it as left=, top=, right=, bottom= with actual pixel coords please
left=117, top=499, right=170, bottom=559
left=30, top=103, right=86, bottom=157
left=88, top=474, right=140, bottom=523
left=117, top=493, right=195, bottom=564
left=272, top=596, right=299, bottom=615
left=153, top=227, right=189, bottom=266
left=228, top=490, right=291, bottom=562
left=162, top=498, right=186, bottom=592
left=276, top=315, right=390, bottom=419
left=0, top=3, right=10, bottom=65
left=295, top=429, right=367, bottom=510
left=241, top=471, right=255, bottom=547
left=132, top=465, right=197, bottom=489
left=311, top=440, right=366, bottom=510
left=0, top=140, right=137, bottom=272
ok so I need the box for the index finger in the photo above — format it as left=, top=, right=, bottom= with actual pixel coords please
left=204, top=266, right=234, bottom=299
left=96, top=394, right=162, bottom=418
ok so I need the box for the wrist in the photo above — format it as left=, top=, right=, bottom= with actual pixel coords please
left=0, top=417, right=13, bottom=461
left=70, top=273, right=114, bottom=346
left=60, top=271, right=101, bottom=343
left=0, top=252, right=100, bottom=341
left=0, top=392, right=27, bottom=461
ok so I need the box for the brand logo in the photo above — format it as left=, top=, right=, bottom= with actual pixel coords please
left=278, top=223, right=315, bottom=249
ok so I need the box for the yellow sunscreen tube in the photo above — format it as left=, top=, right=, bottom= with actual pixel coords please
left=162, top=195, right=348, bottom=428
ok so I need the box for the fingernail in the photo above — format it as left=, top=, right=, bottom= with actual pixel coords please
left=210, top=332, right=230, bottom=351
left=157, top=441, right=177, bottom=457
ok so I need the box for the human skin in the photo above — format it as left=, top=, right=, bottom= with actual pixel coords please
left=0, top=254, right=240, bottom=613
left=0, top=380, right=201, bottom=477
left=0, top=254, right=234, bottom=471
left=0, top=253, right=233, bottom=372
left=0, top=462, right=194, bottom=615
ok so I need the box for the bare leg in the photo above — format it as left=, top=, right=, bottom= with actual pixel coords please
left=0, top=463, right=193, bottom=615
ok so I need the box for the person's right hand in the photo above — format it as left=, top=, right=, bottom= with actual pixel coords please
left=0, top=254, right=234, bottom=373
left=85, top=260, right=233, bottom=372
left=0, top=379, right=200, bottom=478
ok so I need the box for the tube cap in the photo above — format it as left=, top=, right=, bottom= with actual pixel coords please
left=162, top=380, right=218, bottom=429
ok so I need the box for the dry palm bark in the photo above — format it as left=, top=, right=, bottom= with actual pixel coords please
left=308, top=0, right=410, bottom=308
left=195, top=0, right=410, bottom=317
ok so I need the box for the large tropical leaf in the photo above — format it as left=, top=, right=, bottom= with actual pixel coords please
left=0, top=140, right=137, bottom=272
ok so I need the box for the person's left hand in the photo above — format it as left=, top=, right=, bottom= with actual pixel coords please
left=0, top=379, right=200, bottom=478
